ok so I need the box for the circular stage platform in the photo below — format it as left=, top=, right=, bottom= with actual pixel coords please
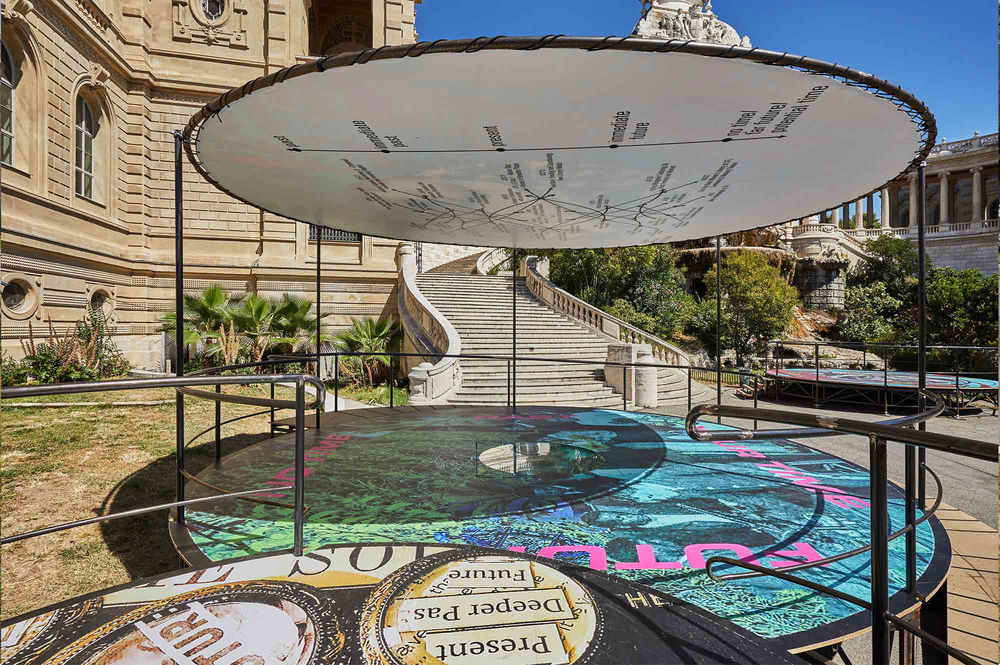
left=767, top=368, right=999, bottom=392
left=766, top=368, right=999, bottom=411
left=0, top=545, right=806, bottom=665
left=172, top=406, right=950, bottom=654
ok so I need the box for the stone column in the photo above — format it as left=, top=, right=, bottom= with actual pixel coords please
left=856, top=198, right=866, bottom=227
left=866, top=194, right=875, bottom=228
left=938, top=171, right=950, bottom=224
left=971, top=166, right=984, bottom=221
left=880, top=188, right=890, bottom=228
left=830, top=207, right=841, bottom=226
left=842, top=203, right=850, bottom=228
left=908, top=173, right=919, bottom=227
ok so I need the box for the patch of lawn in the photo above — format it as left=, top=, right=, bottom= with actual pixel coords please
left=0, top=383, right=290, bottom=620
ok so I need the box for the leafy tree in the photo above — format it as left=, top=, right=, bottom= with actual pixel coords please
left=545, top=245, right=692, bottom=338
left=847, top=235, right=923, bottom=307
left=691, top=251, right=799, bottom=365
left=838, top=283, right=901, bottom=342
left=924, top=267, right=998, bottom=348
left=332, top=317, right=401, bottom=386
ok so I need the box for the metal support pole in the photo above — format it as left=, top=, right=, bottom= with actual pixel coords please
left=333, top=353, right=339, bottom=412
left=214, top=384, right=221, bottom=465
left=315, top=225, right=322, bottom=429
left=715, top=236, right=722, bottom=424
left=869, top=434, right=891, bottom=665
left=293, top=381, right=306, bottom=557
left=389, top=355, right=395, bottom=408
left=916, top=162, right=929, bottom=509
left=512, top=248, right=518, bottom=414
left=173, top=130, right=186, bottom=525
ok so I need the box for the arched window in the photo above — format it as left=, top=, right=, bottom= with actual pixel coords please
left=988, top=198, right=999, bottom=220
left=1, top=42, right=14, bottom=166
left=75, top=95, right=96, bottom=199
left=202, top=0, right=225, bottom=21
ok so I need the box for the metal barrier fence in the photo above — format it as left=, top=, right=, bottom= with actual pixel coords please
left=2, top=353, right=995, bottom=664
left=1, top=371, right=324, bottom=557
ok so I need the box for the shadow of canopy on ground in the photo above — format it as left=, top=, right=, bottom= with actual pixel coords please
left=99, top=428, right=273, bottom=579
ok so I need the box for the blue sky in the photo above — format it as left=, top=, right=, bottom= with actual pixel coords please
left=417, top=0, right=996, bottom=142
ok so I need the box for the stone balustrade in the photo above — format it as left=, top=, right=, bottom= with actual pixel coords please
left=522, top=255, right=690, bottom=368
left=474, top=247, right=510, bottom=275
left=395, top=243, right=462, bottom=404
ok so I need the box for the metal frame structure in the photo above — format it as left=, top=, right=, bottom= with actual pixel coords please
left=4, top=33, right=995, bottom=665
left=180, top=35, right=936, bottom=246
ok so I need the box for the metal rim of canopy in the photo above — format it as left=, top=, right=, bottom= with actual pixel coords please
left=180, top=35, right=936, bottom=243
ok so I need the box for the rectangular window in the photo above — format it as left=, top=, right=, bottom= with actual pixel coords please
left=75, top=125, right=93, bottom=199
left=0, top=83, right=12, bottom=166
left=309, top=226, right=361, bottom=243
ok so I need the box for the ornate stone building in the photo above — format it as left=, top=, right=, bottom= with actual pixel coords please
left=1, top=0, right=432, bottom=369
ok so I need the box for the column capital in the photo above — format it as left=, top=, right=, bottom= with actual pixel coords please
left=908, top=171, right=918, bottom=183
left=971, top=166, right=984, bottom=174
left=938, top=170, right=950, bottom=179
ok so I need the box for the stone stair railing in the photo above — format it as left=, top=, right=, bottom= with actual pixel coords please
left=395, top=243, right=461, bottom=404
left=475, top=247, right=510, bottom=275
left=521, top=255, right=691, bottom=369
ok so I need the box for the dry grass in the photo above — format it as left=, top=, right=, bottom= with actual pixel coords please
left=0, top=383, right=294, bottom=620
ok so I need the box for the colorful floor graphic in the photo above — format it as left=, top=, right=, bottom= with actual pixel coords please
left=766, top=367, right=999, bottom=391
left=1, top=545, right=807, bottom=665
left=174, top=407, right=950, bottom=652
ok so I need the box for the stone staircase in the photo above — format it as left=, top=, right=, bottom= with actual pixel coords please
left=416, top=271, right=709, bottom=408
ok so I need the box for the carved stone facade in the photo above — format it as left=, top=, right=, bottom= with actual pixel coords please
left=1, top=0, right=424, bottom=369
left=634, top=1, right=751, bottom=47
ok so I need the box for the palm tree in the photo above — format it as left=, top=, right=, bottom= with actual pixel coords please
left=271, top=294, right=331, bottom=353
left=332, top=317, right=401, bottom=386
left=160, top=285, right=240, bottom=350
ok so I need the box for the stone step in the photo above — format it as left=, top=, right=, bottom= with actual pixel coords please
left=454, top=383, right=622, bottom=396
left=462, top=342, right=609, bottom=351
left=460, top=365, right=605, bottom=376
left=449, top=394, right=628, bottom=407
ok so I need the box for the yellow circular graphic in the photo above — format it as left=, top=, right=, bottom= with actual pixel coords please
left=361, top=553, right=601, bottom=665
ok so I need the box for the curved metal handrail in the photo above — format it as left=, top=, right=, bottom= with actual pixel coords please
left=708, top=463, right=944, bottom=582
left=1, top=372, right=317, bottom=552
left=701, top=555, right=979, bottom=665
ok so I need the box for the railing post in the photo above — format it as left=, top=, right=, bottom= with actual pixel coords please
left=753, top=375, right=759, bottom=430
left=333, top=352, right=339, bottom=412
left=293, top=380, right=306, bottom=557
left=904, top=444, right=917, bottom=594
left=507, top=359, right=511, bottom=407
left=869, top=434, right=891, bottom=665
left=270, top=366, right=276, bottom=428
left=687, top=367, right=692, bottom=412
left=814, top=342, right=821, bottom=408
left=622, top=365, right=627, bottom=411
left=214, top=383, right=222, bottom=465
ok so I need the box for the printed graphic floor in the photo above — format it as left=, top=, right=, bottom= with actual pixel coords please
left=173, top=406, right=951, bottom=653
left=0, top=545, right=808, bottom=665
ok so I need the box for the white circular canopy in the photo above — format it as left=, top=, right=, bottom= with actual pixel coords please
left=187, top=38, right=931, bottom=249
